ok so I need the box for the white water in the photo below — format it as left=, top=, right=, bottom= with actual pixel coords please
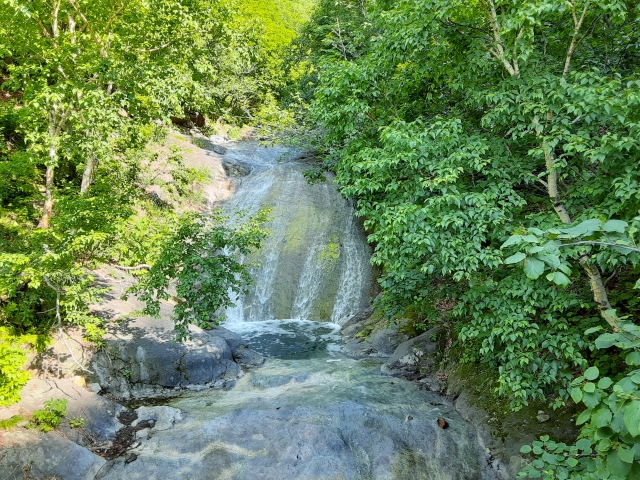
left=219, top=142, right=372, bottom=326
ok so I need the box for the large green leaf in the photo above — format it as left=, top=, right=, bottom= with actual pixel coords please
left=624, top=400, right=640, bottom=437
left=505, top=252, right=526, bottom=264
left=524, top=257, right=545, bottom=279
left=560, top=219, right=602, bottom=237
left=602, top=219, right=627, bottom=233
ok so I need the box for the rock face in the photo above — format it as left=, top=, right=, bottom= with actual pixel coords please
left=381, top=327, right=444, bottom=376
left=92, top=324, right=263, bottom=399
left=342, top=328, right=409, bottom=358
left=96, top=356, right=498, bottom=480
left=0, top=429, right=107, bottom=480
left=0, top=378, right=123, bottom=480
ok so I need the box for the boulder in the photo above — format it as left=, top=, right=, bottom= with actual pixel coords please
left=233, top=345, right=266, bottom=367
left=91, top=322, right=255, bottom=399
left=381, top=326, right=444, bottom=376
left=221, top=158, right=252, bottom=176
left=133, top=406, right=183, bottom=431
left=340, top=306, right=374, bottom=338
left=342, top=329, right=409, bottom=358
left=0, top=429, right=106, bottom=480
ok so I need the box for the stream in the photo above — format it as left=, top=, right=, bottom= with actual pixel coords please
left=99, top=142, right=500, bottom=480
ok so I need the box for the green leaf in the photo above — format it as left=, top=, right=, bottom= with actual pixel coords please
left=560, top=219, right=602, bottom=237
left=593, top=408, right=613, bottom=428
left=626, top=352, right=640, bottom=366
left=576, top=409, right=592, bottom=425
left=607, top=450, right=632, bottom=477
left=584, top=366, right=599, bottom=380
left=624, top=401, right=640, bottom=437
left=596, top=333, right=619, bottom=349
left=520, top=444, right=532, bottom=454
left=597, top=377, right=613, bottom=389
left=602, top=220, right=627, bottom=233
left=505, top=252, right=526, bottom=264
left=583, top=392, right=601, bottom=409
left=583, top=382, right=596, bottom=393
left=538, top=253, right=561, bottom=268
left=524, top=257, right=545, bottom=279
left=618, top=445, right=635, bottom=464
left=570, top=387, right=583, bottom=403
left=501, top=235, right=523, bottom=248
left=546, top=271, right=570, bottom=286
left=576, top=438, right=592, bottom=451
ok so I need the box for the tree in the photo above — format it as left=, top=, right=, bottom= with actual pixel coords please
left=299, top=0, right=640, bottom=475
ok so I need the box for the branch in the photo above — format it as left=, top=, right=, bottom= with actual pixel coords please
left=558, top=241, right=640, bottom=253
left=112, top=264, right=153, bottom=271
left=43, top=275, right=93, bottom=374
left=563, top=0, right=591, bottom=76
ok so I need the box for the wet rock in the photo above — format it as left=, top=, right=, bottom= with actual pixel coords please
left=91, top=323, right=249, bottom=399
left=222, top=158, right=252, bottom=176
left=95, top=357, right=497, bottom=480
left=233, top=345, right=266, bottom=367
left=342, top=329, right=409, bottom=358
left=340, top=306, right=374, bottom=337
left=381, top=326, right=444, bottom=376
left=133, top=406, right=182, bottom=432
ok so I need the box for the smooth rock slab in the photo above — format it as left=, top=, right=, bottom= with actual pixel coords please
left=97, top=357, right=498, bottom=480
left=0, top=429, right=106, bottom=480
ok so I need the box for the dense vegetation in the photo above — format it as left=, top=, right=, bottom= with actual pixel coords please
left=0, top=0, right=310, bottom=405
left=295, top=0, right=640, bottom=478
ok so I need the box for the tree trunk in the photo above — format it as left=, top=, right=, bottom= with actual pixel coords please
left=80, top=156, right=98, bottom=194
left=38, top=161, right=55, bottom=229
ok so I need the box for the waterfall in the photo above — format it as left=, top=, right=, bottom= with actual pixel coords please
left=218, top=142, right=372, bottom=325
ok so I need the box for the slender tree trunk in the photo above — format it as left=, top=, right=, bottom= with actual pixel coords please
left=80, top=156, right=98, bottom=194
left=38, top=160, right=55, bottom=229
left=486, top=2, right=619, bottom=331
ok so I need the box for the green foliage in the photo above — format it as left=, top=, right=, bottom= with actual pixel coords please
left=28, top=398, right=68, bottom=433
left=297, top=2, right=640, bottom=477
left=0, top=328, right=37, bottom=406
left=130, top=209, right=269, bottom=340
left=519, top=323, right=640, bottom=478
left=0, top=415, right=24, bottom=430
left=69, top=417, right=85, bottom=429
left=0, top=0, right=295, bottom=405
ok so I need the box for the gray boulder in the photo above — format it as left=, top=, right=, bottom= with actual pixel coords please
left=222, top=158, right=252, bottom=176
left=0, top=429, right=106, bottom=480
left=343, top=329, right=409, bottom=358
left=233, top=345, right=266, bottom=367
left=92, top=324, right=252, bottom=399
left=381, top=326, right=444, bottom=376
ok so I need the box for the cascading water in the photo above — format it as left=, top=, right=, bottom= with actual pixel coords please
left=100, top=141, right=503, bottom=480
left=220, top=142, right=372, bottom=326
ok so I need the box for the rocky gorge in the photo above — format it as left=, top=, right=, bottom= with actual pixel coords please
left=0, top=138, right=559, bottom=480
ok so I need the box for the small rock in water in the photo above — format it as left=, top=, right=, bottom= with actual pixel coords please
left=437, top=418, right=449, bottom=429
left=125, top=453, right=138, bottom=464
left=407, top=415, right=413, bottom=421
left=537, top=411, right=551, bottom=423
